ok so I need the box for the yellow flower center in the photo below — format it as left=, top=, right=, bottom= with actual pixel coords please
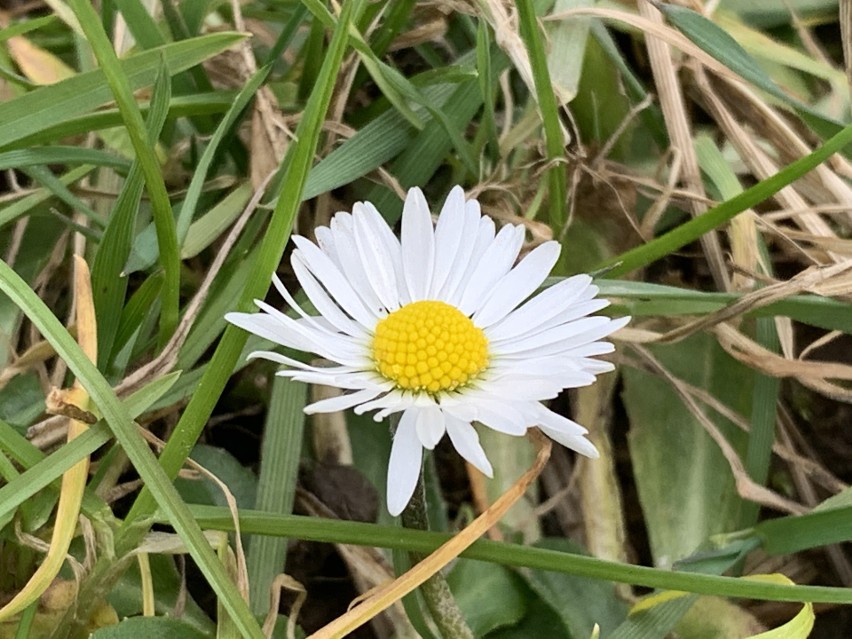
left=372, top=300, right=489, bottom=393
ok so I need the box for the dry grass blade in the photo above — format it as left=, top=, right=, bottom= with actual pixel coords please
left=843, top=0, right=852, bottom=88
left=637, top=0, right=729, bottom=291
left=0, top=255, right=96, bottom=621
left=308, top=431, right=553, bottom=639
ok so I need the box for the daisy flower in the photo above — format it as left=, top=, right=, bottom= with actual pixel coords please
left=226, top=186, right=629, bottom=516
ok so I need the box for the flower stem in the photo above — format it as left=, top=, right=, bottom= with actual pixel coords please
left=401, top=469, right=474, bottom=639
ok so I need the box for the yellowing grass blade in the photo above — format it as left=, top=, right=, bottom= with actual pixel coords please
left=628, top=573, right=815, bottom=638
left=745, top=575, right=814, bottom=639
left=630, top=588, right=690, bottom=615
left=6, top=34, right=75, bottom=85
left=0, top=255, right=97, bottom=622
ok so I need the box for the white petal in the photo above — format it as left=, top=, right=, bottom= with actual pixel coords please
left=474, top=241, right=561, bottom=327
left=271, top=272, right=368, bottom=340
left=291, top=254, right=368, bottom=337
left=291, top=236, right=378, bottom=327
left=314, top=226, right=341, bottom=269
left=577, top=359, right=616, bottom=374
left=252, top=299, right=366, bottom=362
left=495, top=316, right=619, bottom=356
left=445, top=415, right=493, bottom=477
left=303, top=388, right=386, bottom=414
left=533, top=406, right=599, bottom=459
left=363, top=202, right=408, bottom=305
left=442, top=399, right=528, bottom=436
left=473, top=376, right=564, bottom=401
left=226, top=311, right=363, bottom=365
left=353, top=389, right=422, bottom=420
left=387, top=410, right=423, bottom=516
left=415, top=406, right=445, bottom=450
left=458, top=224, right=525, bottom=315
left=486, top=275, right=598, bottom=343
left=329, top=214, right=385, bottom=314
left=494, top=298, right=612, bottom=345
left=353, top=202, right=400, bottom=312
left=246, top=349, right=358, bottom=373
left=401, top=187, right=435, bottom=301
left=429, top=186, right=466, bottom=298
left=441, top=203, right=494, bottom=305
left=280, top=370, right=388, bottom=390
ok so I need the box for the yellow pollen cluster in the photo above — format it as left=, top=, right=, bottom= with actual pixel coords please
left=372, top=300, right=489, bottom=393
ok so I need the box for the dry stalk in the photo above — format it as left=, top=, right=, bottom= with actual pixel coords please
left=296, top=489, right=413, bottom=638
left=711, top=74, right=852, bottom=224
left=637, top=0, right=730, bottom=291
left=692, top=66, right=842, bottom=264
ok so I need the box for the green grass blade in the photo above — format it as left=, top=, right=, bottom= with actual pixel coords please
left=476, top=21, right=500, bottom=159
left=757, top=506, right=852, bottom=555
left=113, top=0, right=169, bottom=48
left=14, top=92, right=237, bottom=149
left=67, top=0, right=180, bottom=346
left=121, top=0, right=366, bottom=537
left=246, top=378, right=307, bottom=616
left=186, top=506, right=852, bottom=605
left=92, top=62, right=171, bottom=371
left=517, top=0, right=568, bottom=232
left=176, top=66, right=270, bottom=245
left=0, top=33, right=245, bottom=151
left=658, top=3, right=845, bottom=142
left=0, top=15, right=57, bottom=42
left=694, top=136, right=780, bottom=525
left=0, top=166, right=94, bottom=228
left=596, top=279, right=852, bottom=333
left=19, top=165, right=101, bottom=222
left=599, top=120, right=852, bottom=277
left=0, top=147, right=130, bottom=172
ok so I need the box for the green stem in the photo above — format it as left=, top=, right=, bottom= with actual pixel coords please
left=398, top=436, right=473, bottom=639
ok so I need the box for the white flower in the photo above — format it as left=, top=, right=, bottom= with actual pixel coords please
left=226, top=186, right=629, bottom=516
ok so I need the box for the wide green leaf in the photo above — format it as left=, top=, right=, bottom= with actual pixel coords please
left=624, top=334, right=750, bottom=566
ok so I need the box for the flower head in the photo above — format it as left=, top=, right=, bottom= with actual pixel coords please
left=226, top=186, right=628, bottom=515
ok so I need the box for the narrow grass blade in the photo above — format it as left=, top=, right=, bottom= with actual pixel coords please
left=186, top=506, right=852, bottom=605
left=67, top=0, right=181, bottom=345
left=92, top=62, right=171, bottom=370
left=517, top=0, right=568, bottom=232
left=0, top=147, right=130, bottom=172
left=122, top=0, right=365, bottom=544
left=599, top=120, right=852, bottom=276
left=0, top=166, right=94, bottom=228
left=247, top=378, right=307, bottom=616
left=0, top=33, right=245, bottom=151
